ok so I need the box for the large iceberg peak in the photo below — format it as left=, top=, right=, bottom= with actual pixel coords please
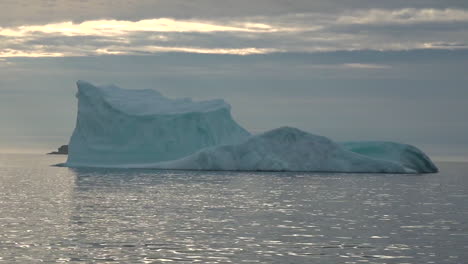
left=66, top=81, right=250, bottom=167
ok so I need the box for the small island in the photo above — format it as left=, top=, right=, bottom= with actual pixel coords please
left=48, top=145, right=68, bottom=155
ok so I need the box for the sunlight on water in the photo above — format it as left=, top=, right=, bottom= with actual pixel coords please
left=1, top=154, right=467, bottom=263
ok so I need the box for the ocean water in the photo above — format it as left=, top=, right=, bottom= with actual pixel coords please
left=0, top=154, right=467, bottom=263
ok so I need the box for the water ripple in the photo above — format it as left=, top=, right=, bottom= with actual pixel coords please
left=0, top=155, right=467, bottom=263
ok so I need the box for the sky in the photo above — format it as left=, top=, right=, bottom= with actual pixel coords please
left=0, top=0, right=467, bottom=160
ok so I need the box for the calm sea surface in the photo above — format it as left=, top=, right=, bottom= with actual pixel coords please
left=0, top=153, right=467, bottom=263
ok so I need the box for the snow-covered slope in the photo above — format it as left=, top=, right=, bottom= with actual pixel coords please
left=66, top=81, right=250, bottom=167
left=341, top=141, right=438, bottom=173
left=151, top=127, right=411, bottom=173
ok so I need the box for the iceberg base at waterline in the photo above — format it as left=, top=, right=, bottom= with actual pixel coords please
left=63, top=81, right=438, bottom=174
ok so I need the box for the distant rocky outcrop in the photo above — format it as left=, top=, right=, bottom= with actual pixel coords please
left=48, top=145, right=68, bottom=155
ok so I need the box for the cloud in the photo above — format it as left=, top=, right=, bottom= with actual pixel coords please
left=0, top=18, right=301, bottom=37
left=3, top=0, right=468, bottom=26
left=337, top=8, right=468, bottom=25
left=0, top=8, right=468, bottom=57
left=95, top=46, right=278, bottom=55
left=423, top=42, right=468, bottom=48
left=341, top=63, right=391, bottom=69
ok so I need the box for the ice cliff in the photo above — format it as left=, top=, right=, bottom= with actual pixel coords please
left=66, top=81, right=250, bottom=167
left=65, top=81, right=438, bottom=173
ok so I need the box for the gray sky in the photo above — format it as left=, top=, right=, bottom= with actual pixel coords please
left=0, top=0, right=467, bottom=159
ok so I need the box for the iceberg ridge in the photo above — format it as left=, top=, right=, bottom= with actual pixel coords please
left=141, top=127, right=411, bottom=173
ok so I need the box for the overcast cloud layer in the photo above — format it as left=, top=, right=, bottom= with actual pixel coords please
left=3, top=0, right=468, bottom=25
left=1, top=0, right=468, bottom=56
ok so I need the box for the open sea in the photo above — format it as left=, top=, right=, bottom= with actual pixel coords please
left=0, top=153, right=467, bottom=263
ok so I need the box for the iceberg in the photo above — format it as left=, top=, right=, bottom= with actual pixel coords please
left=341, top=141, right=438, bottom=173
left=66, top=81, right=250, bottom=167
left=65, top=81, right=438, bottom=174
